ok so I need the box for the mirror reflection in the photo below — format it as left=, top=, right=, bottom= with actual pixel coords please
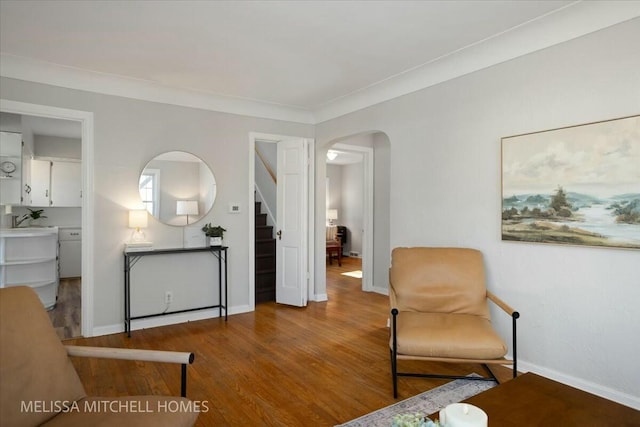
left=139, top=151, right=216, bottom=226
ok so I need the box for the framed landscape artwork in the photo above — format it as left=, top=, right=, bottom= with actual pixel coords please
left=502, top=115, right=640, bottom=250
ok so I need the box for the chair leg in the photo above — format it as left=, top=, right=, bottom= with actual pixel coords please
left=390, top=349, right=398, bottom=398
left=181, top=364, right=187, bottom=397
left=512, top=310, right=519, bottom=378
left=391, top=308, right=399, bottom=398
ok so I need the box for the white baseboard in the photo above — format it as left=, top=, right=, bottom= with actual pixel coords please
left=312, top=293, right=328, bottom=302
left=91, top=304, right=253, bottom=337
left=371, top=286, right=389, bottom=296
left=517, top=359, right=640, bottom=410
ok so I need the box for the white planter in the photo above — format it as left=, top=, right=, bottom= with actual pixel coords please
left=209, top=236, right=223, bottom=246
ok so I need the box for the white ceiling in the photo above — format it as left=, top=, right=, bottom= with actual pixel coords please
left=1, top=1, right=639, bottom=124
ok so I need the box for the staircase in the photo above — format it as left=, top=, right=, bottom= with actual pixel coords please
left=255, top=201, right=276, bottom=303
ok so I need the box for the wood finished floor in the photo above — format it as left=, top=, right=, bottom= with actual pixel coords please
left=66, top=257, right=513, bottom=426
left=48, top=278, right=82, bottom=340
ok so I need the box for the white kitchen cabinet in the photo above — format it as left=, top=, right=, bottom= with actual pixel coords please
left=0, top=227, right=59, bottom=309
left=30, top=159, right=51, bottom=206
left=0, top=131, right=23, bottom=206
left=30, top=159, right=82, bottom=207
left=51, top=161, right=82, bottom=207
left=59, top=228, right=81, bottom=278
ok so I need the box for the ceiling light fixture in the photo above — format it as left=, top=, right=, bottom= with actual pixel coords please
left=327, top=150, right=338, bottom=161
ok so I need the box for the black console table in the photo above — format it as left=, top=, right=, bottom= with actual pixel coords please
left=124, top=246, right=228, bottom=337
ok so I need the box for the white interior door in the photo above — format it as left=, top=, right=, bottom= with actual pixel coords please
left=275, top=138, right=308, bottom=306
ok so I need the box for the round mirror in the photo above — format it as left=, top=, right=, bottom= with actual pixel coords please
left=139, top=151, right=216, bottom=226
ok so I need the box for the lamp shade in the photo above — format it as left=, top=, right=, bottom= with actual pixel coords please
left=128, top=210, right=148, bottom=229
left=327, top=209, right=338, bottom=220
left=176, top=200, right=199, bottom=216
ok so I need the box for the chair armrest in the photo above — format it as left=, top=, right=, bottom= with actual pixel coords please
left=65, top=345, right=194, bottom=365
left=486, top=291, right=520, bottom=319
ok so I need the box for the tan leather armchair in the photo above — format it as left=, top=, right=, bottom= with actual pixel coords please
left=0, top=286, right=199, bottom=426
left=389, top=247, right=519, bottom=398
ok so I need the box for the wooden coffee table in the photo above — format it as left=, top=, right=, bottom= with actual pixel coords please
left=432, top=373, right=640, bottom=425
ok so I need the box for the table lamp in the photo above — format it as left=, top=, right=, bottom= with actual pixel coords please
left=327, top=209, right=338, bottom=226
left=128, top=210, right=148, bottom=243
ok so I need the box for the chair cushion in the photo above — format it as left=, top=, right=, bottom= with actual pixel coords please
left=42, top=396, right=199, bottom=427
left=0, top=286, right=87, bottom=427
left=391, top=311, right=507, bottom=359
left=390, top=247, right=490, bottom=320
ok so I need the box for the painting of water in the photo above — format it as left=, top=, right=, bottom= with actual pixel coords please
left=502, top=115, right=640, bottom=250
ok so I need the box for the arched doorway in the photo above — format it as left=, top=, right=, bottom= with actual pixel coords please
left=320, top=131, right=391, bottom=298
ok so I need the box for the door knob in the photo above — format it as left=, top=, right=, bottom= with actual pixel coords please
left=276, top=230, right=282, bottom=240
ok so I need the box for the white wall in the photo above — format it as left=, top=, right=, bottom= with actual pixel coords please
left=341, top=161, right=363, bottom=255
left=316, top=19, right=640, bottom=407
left=0, top=76, right=313, bottom=332
left=34, top=135, right=81, bottom=159
left=0, top=112, right=21, bottom=132
left=254, top=140, right=277, bottom=220
left=372, top=133, right=391, bottom=291
left=326, top=163, right=342, bottom=222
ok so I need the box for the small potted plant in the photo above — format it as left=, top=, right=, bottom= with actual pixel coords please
left=16, top=208, right=47, bottom=227
left=202, top=223, right=226, bottom=246
left=391, top=413, right=439, bottom=427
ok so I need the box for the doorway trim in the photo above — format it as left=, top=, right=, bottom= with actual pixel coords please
left=0, top=99, right=94, bottom=337
left=329, top=142, right=374, bottom=292
left=248, top=132, right=315, bottom=307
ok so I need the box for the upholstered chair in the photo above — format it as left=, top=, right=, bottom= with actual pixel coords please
left=389, top=247, right=519, bottom=398
left=0, top=286, right=199, bottom=426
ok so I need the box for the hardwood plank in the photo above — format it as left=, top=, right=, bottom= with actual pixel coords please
left=66, top=257, right=515, bottom=426
left=48, top=278, right=82, bottom=339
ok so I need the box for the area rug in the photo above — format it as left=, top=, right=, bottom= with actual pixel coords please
left=336, top=375, right=496, bottom=427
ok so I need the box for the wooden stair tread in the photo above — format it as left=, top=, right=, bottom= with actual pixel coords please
left=255, top=200, right=275, bottom=304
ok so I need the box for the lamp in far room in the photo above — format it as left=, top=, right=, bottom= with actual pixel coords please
left=176, top=200, right=199, bottom=225
left=327, top=209, right=338, bottom=226
left=327, top=150, right=338, bottom=161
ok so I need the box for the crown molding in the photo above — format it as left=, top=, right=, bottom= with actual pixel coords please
left=0, top=53, right=316, bottom=124
left=313, top=1, right=640, bottom=123
left=1, top=2, right=638, bottom=125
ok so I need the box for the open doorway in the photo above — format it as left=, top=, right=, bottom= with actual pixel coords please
left=1, top=99, right=94, bottom=338
left=323, top=132, right=391, bottom=296
left=325, top=144, right=366, bottom=289
left=1, top=112, right=82, bottom=338
left=249, top=132, right=315, bottom=309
